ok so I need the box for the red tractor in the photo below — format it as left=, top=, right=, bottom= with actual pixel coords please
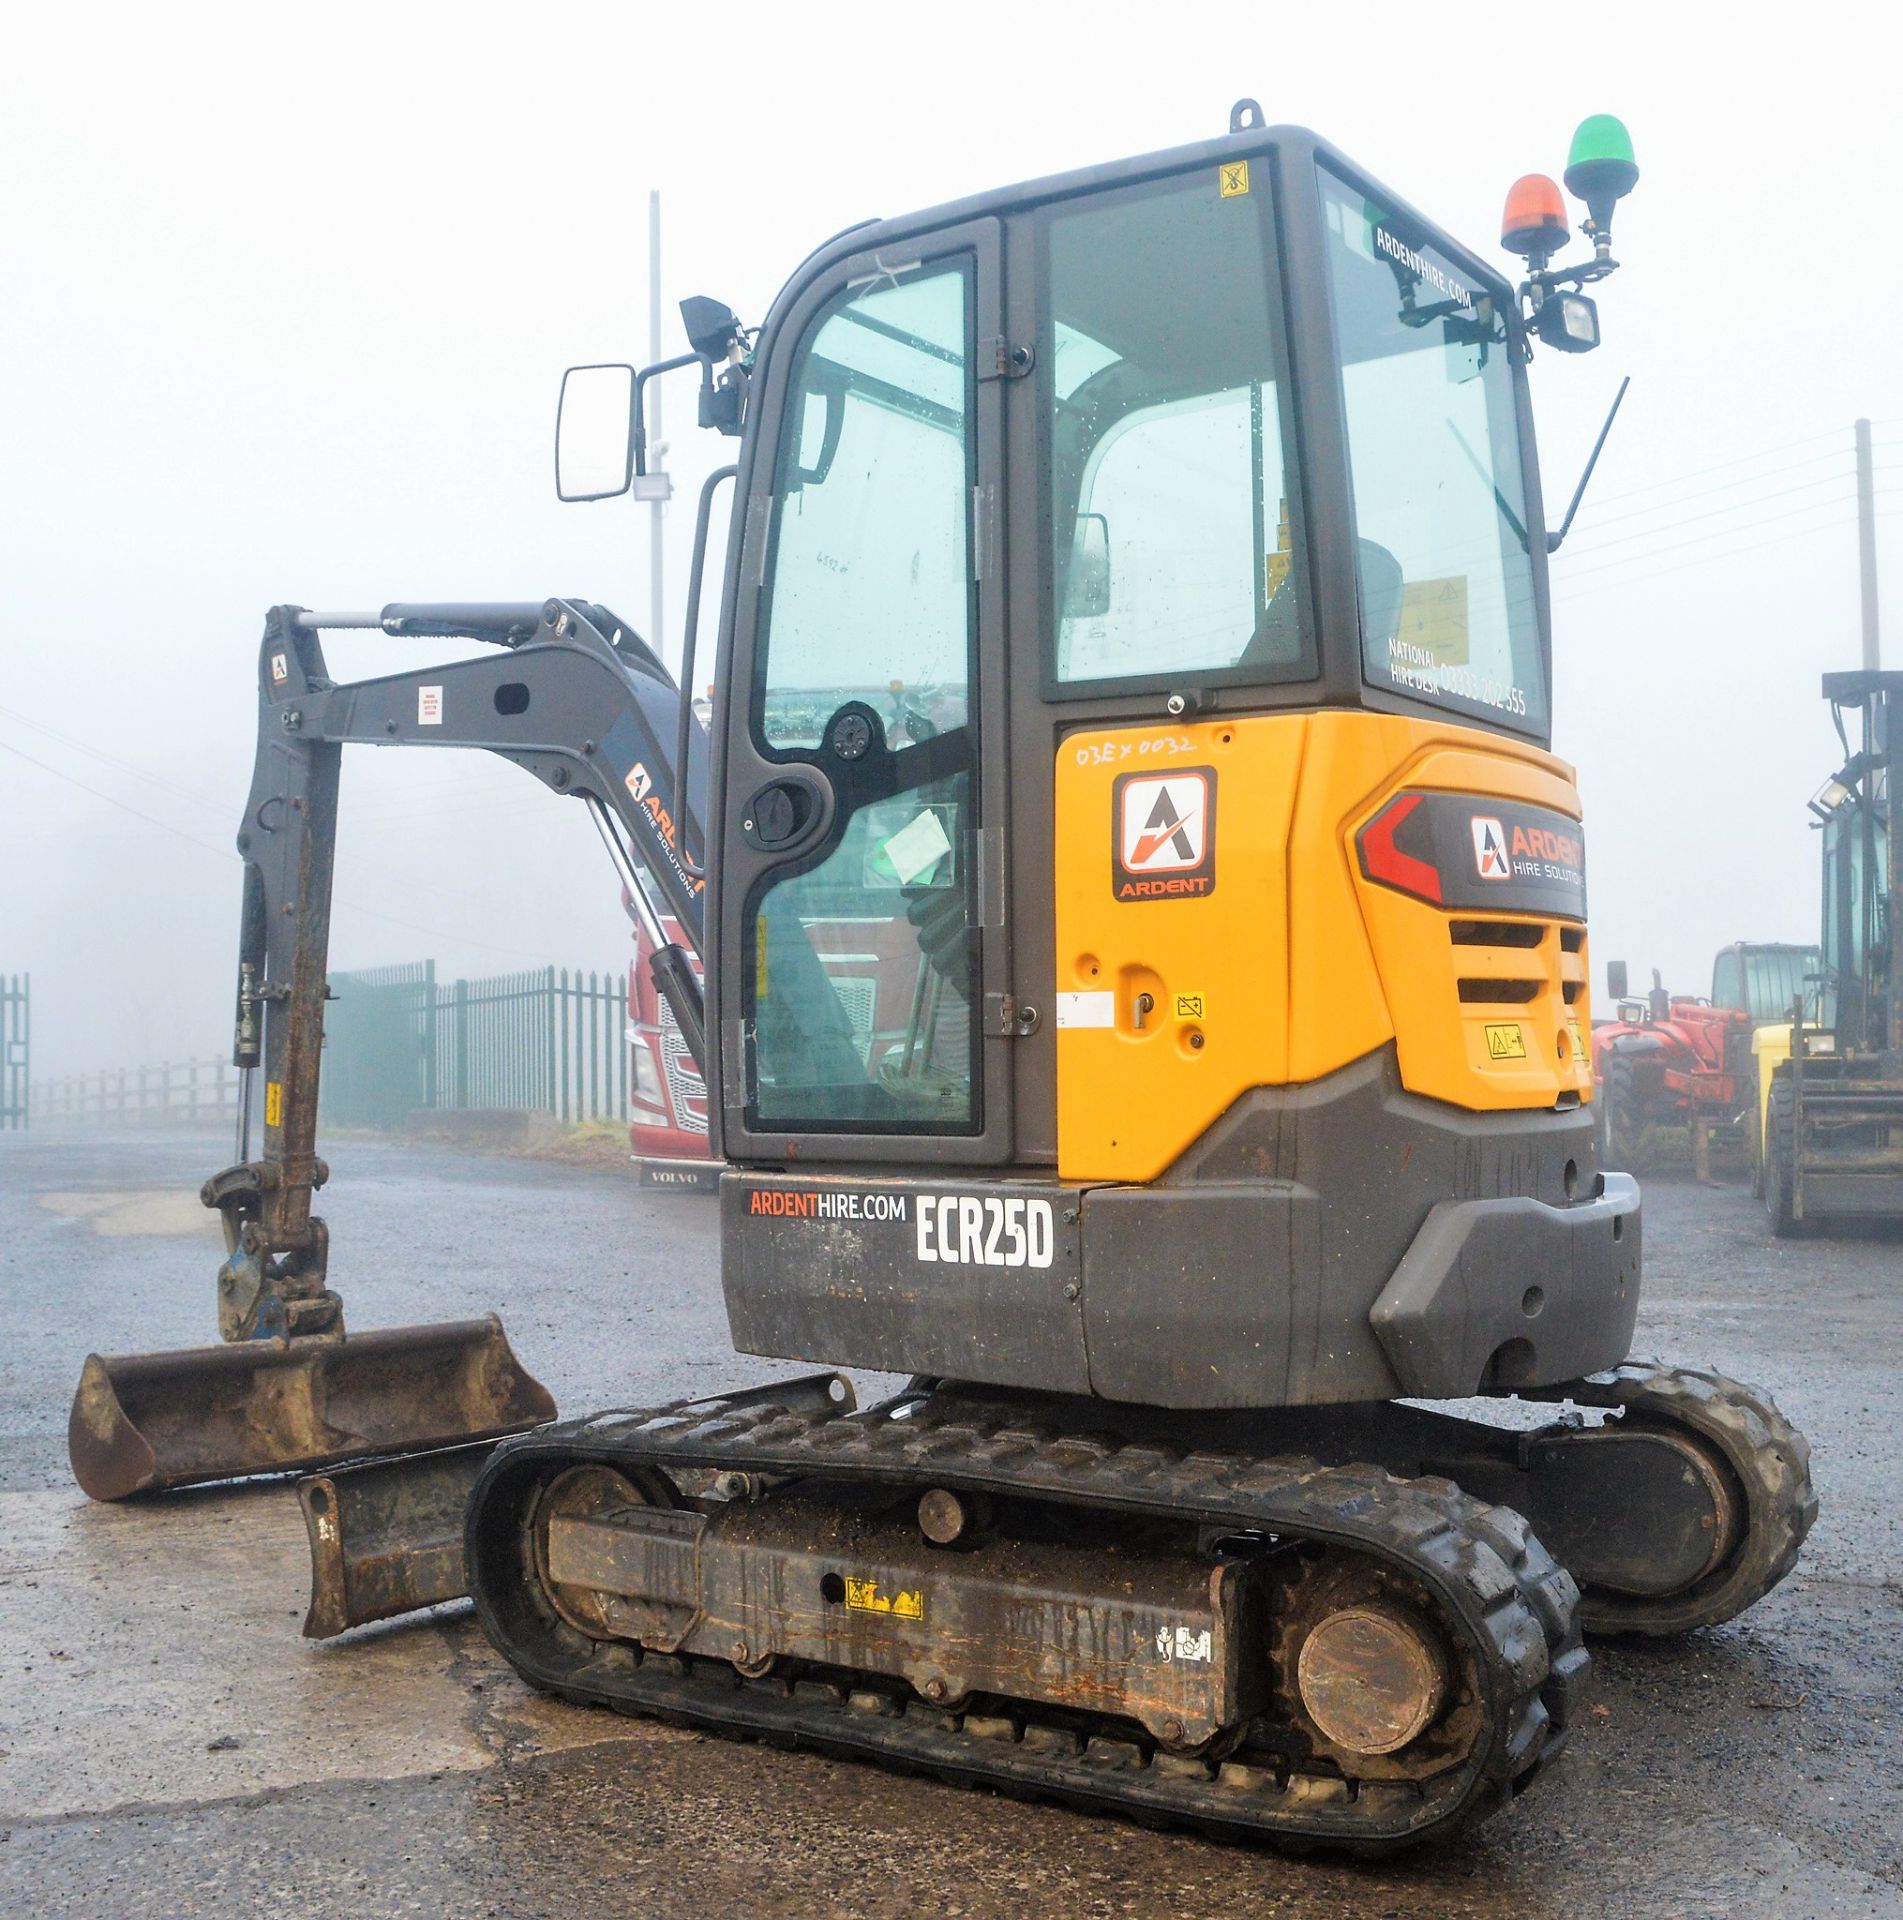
left=1592, top=943, right=1817, bottom=1176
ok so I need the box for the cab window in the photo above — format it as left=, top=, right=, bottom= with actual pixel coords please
left=1045, top=170, right=1310, bottom=689
left=1319, top=165, right=1547, bottom=733
left=1712, top=951, right=1744, bottom=1011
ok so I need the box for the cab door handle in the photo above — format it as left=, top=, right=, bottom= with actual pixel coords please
left=740, top=775, right=827, bottom=853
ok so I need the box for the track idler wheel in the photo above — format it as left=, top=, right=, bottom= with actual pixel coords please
left=533, top=1463, right=685, bottom=1644
left=1541, top=1365, right=1817, bottom=1636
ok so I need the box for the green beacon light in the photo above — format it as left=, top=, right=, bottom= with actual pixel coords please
left=1564, top=114, right=1639, bottom=257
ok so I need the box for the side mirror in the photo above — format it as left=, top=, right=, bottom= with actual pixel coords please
left=1064, top=514, right=1112, bottom=619
left=1606, top=959, right=1629, bottom=1001
left=555, top=364, right=636, bottom=502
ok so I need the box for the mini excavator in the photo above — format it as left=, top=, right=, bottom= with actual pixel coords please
left=71, top=108, right=1814, bottom=1852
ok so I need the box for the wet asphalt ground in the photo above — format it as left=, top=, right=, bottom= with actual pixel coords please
left=2, top=1127, right=1900, bottom=1919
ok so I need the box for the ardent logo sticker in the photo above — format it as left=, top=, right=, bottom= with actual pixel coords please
left=1113, top=769, right=1217, bottom=901
left=1357, top=791, right=1587, bottom=918
left=1124, top=775, right=1205, bottom=869
left=1471, top=816, right=1511, bottom=880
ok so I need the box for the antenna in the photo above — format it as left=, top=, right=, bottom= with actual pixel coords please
left=1547, top=376, right=1630, bottom=554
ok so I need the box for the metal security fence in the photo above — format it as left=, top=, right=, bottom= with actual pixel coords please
left=323, top=961, right=626, bottom=1131
left=33, top=1056, right=241, bottom=1128
left=25, top=964, right=626, bottom=1136
left=2, top=974, right=26, bottom=1130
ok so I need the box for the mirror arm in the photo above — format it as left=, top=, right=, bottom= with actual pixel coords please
left=674, top=464, right=741, bottom=881
left=631, top=351, right=702, bottom=477
left=1546, top=375, right=1630, bottom=554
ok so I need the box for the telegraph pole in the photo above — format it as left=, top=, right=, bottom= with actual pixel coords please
left=647, top=189, right=667, bottom=658
left=1857, top=416, right=1880, bottom=670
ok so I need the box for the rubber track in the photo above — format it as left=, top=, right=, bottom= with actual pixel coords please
left=1528, top=1362, right=1817, bottom=1636
left=467, top=1386, right=1589, bottom=1854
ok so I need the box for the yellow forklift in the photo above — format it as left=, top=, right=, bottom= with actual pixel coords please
left=70, top=107, right=1812, bottom=1852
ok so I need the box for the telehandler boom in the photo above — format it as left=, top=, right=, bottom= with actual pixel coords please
left=1760, top=671, right=1903, bottom=1230
left=73, top=106, right=1812, bottom=1852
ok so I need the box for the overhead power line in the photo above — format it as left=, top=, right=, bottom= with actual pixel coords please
left=1560, top=489, right=1860, bottom=580
left=1565, top=448, right=1851, bottom=538
left=1563, top=473, right=1857, bottom=561
left=0, top=701, right=234, bottom=816
left=0, top=736, right=233, bottom=855
left=1551, top=511, right=1857, bottom=602
left=0, top=699, right=548, bottom=814
left=1575, top=424, right=1850, bottom=516
left=0, top=730, right=556, bottom=964
left=1555, top=498, right=1860, bottom=590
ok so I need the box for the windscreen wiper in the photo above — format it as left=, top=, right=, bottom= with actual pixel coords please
left=1446, top=421, right=1530, bottom=552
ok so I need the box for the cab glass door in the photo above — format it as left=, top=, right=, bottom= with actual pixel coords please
left=743, top=257, right=984, bottom=1137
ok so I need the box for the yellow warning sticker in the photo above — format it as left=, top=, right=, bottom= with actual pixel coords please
left=264, top=1080, right=283, bottom=1126
left=1265, top=498, right=1292, bottom=602
left=1219, top=160, right=1251, bottom=199
left=845, top=1576, right=924, bottom=1621
left=1484, top=1024, right=1527, bottom=1061
left=1174, top=992, right=1206, bottom=1020
left=1569, top=1023, right=1588, bottom=1063
left=1396, top=576, right=1471, bottom=666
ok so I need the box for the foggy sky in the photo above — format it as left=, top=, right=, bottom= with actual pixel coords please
left=4, top=4, right=1898, bottom=1080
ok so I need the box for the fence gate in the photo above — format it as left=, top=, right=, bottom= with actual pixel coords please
left=1, top=974, right=25, bottom=1130
left=321, top=961, right=435, bottom=1130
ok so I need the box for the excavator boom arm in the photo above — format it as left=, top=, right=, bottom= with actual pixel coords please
left=218, top=596, right=709, bottom=1334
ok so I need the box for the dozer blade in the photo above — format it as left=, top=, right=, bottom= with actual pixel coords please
left=295, top=1371, right=856, bottom=1639
left=67, top=1315, right=556, bottom=1502
left=300, top=1439, right=499, bottom=1638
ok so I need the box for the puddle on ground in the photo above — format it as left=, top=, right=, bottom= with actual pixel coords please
left=37, top=1189, right=219, bottom=1237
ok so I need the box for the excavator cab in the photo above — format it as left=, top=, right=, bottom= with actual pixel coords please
left=676, top=123, right=1629, bottom=1406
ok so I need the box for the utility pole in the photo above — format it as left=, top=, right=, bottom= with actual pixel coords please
left=1857, top=416, right=1880, bottom=671
left=647, top=189, right=667, bottom=659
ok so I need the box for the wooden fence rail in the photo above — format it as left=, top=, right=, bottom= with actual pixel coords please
left=32, top=1057, right=242, bottom=1128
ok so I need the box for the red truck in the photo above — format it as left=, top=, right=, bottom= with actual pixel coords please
left=625, top=901, right=716, bottom=1188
